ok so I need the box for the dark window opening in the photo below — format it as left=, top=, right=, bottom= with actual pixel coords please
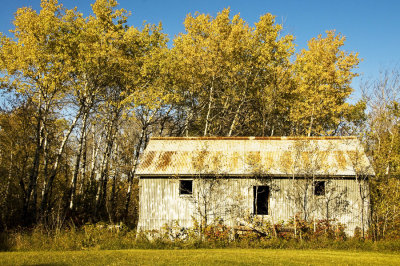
left=253, top=186, right=269, bottom=215
left=314, top=181, right=325, bottom=196
left=179, top=180, right=193, bottom=195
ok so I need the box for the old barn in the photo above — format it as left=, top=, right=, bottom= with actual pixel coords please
left=136, top=136, right=374, bottom=235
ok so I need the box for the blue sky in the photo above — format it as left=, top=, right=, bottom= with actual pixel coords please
left=1, top=0, right=399, bottom=102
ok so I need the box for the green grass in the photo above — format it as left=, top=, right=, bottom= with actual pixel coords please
left=1, top=249, right=399, bottom=265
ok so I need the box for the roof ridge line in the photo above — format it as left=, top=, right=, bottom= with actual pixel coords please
left=150, top=136, right=357, bottom=140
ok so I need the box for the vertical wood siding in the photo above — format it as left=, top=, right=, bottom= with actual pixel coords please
left=138, top=177, right=369, bottom=235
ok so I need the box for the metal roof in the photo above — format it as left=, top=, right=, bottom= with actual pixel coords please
left=136, top=137, right=374, bottom=177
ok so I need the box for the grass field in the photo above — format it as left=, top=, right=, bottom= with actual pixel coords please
left=1, top=249, right=400, bottom=265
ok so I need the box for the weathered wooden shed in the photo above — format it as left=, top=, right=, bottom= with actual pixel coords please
left=136, top=136, right=374, bottom=235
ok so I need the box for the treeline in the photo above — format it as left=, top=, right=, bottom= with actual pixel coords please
left=0, top=0, right=398, bottom=240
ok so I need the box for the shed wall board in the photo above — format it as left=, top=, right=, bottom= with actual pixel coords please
left=138, top=177, right=369, bottom=235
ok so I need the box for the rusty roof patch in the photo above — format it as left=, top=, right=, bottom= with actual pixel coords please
left=191, top=151, right=209, bottom=172
left=245, top=151, right=261, bottom=167
left=157, top=151, right=176, bottom=171
left=212, top=151, right=223, bottom=170
left=335, top=151, right=347, bottom=170
left=280, top=151, right=293, bottom=171
left=301, top=152, right=311, bottom=168
left=231, top=151, right=240, bottom=170
left=141, top=151, right=156, bottom=169
left=265, top=152, right=274, bottom=169
left=317, top=151, right=330, bottom=172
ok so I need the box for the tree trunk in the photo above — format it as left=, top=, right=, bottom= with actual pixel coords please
left=89, top=125, right=102, bottom=184
left=85, top=125, right=102, bottom=212
left=184, top=108, right=192, bottom=137
left=110, top=158, right=119, bottom=223
left=95, top=109, right=120, bottom=219
left=227, top=100, right=244, bottom=137
left=124, top=125, right=146, bottom=221
left=39, top=130, right=50, bottom=221
left=69, top=111, right=89, bottom=211
left=1, top=148, right=13, bottom=229
left=40, top=108, right=82, bottom=217
left=203, top=85, right=214, bottom=136
left=24, top=100, right=46, bottom=224
left=78, top=127, right=88, bottom=203
left=5, top=148, right=13, bottom=204
left=307, top=104, right=315, bottom=137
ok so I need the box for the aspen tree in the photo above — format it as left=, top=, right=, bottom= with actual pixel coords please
left=291, top=31, right=359, bottom=136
